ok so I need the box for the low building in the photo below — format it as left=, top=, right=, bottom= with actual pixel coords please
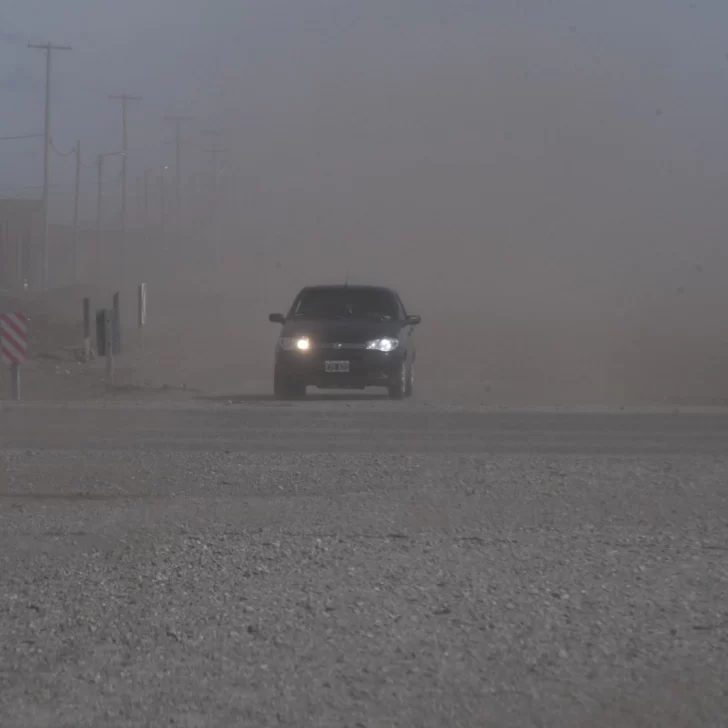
left=0, top=198, right=42, bottom=291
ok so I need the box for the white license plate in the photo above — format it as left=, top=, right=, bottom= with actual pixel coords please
left=325, top=360, right=350, bottom=373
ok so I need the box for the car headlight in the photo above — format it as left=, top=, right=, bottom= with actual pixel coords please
left=279, top=337, right=310, bottom=351
left=366, top=337, right=399, bottom=352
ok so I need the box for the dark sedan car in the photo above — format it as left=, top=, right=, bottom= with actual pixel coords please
left=268, top=284, right=421, bottom=399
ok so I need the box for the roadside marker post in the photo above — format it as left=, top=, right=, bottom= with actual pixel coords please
left=95, top=307, right=115, bottom=391
left=1, top=312, right=28, bottom=401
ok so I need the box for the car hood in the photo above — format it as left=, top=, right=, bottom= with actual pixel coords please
left=280, top=319, right=402, bottom=344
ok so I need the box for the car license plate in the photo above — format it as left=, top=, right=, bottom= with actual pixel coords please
left=325, top=360, right=349, bottom=373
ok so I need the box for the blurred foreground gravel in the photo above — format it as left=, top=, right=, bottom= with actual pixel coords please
left=1, top=401, right=727, bottom=727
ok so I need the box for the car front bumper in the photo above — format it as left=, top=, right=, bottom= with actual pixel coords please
left=275, top=348, right=404, bottom=388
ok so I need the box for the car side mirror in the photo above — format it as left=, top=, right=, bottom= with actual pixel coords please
left=269, top=313, right=285, bottom=324
left=405, top=315, right=421, bottom=326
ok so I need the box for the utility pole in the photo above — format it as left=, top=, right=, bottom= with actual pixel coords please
left=108, top=94, right=142, bottom=236
left=143, top=169, right=150, bottom=229
left=160, top=169, right=166, bottom=234
left=164, top=115, right=192, bottom=242
left=135, top=176, right=142, bottom=226
left=28, top=41, right=71, bottom=290
left=157, top=166, right=169, bottom=258
left=96, top=154, right=103, bottom=282
left=72, top=140, right=81, bottom=283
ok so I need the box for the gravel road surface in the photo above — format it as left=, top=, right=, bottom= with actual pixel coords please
left=1, top=399, right=727, bottom=727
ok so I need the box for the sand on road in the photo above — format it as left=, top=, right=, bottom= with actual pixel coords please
left=1, top=399, right=727, bottom=727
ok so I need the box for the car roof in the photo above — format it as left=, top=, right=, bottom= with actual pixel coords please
left=297, top=284, right=398, bottom=295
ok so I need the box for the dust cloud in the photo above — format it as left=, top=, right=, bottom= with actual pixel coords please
left=38, top=2, right=728, bottom=404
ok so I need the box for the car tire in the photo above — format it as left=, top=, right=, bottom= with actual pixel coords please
left=273, top=369, right=305, bottom=400
left=405, top=360, right=415, bottom=398
left=388, top=362, right=407, bottom=400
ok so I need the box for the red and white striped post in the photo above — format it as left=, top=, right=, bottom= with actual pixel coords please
left=1, top=313, right=28, bottom=401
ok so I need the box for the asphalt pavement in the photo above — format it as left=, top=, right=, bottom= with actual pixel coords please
left=1, top=397, right=727, bottom=727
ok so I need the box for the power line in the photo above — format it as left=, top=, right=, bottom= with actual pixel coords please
left=0, top=183, right=79, bottom=193
left=50, top=137, right=76, bottom=157
left=28, top=40, right=72, bottom=289
left=0, top=184, right=44, bottom=192
left=0, top=133, right=44, bottom=142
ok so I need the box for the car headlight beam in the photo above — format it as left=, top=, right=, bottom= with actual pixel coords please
left=279, top=336, right=311, bottom=351
left=366, top=337, right=398, bottom=352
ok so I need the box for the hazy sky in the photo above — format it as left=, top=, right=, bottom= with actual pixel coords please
left=2, top=1, right=728, bottom=317
left=3, top=1, right=727, bottom=184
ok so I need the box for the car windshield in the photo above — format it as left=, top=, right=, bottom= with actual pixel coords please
left=291, top=288, right=398, bottom=321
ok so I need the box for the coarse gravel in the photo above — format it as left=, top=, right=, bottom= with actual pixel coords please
left=1, top=402, right=727, bottom=727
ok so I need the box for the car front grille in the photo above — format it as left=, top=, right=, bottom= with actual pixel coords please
left=317, top=342, right=368, bottom=351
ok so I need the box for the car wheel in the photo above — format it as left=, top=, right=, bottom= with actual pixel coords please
left=388, top=362, right=407, bottom=400
left=405, top=360, right=415, bottom=398
left=274, top=369, right=305, bottom=400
